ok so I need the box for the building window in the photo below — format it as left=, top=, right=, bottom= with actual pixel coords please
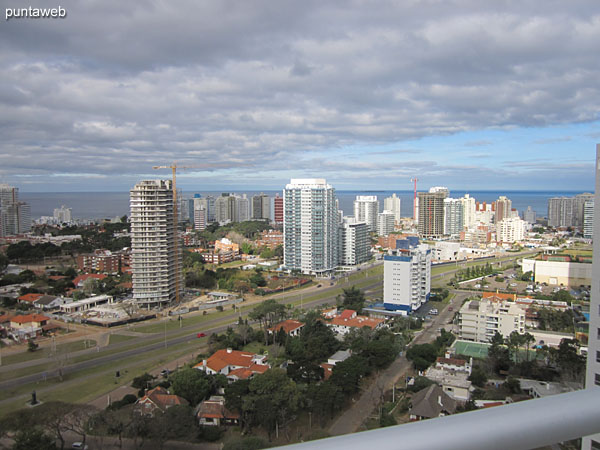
left=595, top=374, right=600, bottom=387
left=592, top=440, right=600, bottom=450
left=597, top=351, right=600, bottom=363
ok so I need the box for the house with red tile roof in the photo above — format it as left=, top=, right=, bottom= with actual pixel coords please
left=18, top=293, right=43, bottom=304
left=267, top=319, right=304, bottom=337
left=134, top=386, right=188, bottom=417
left=10, top=314, right=50, bottom=329
left=196, top=396, right=240, bottom=426
left=72, top=273, right=107, bottom=288
left=194, top=348, right=270, bottom=382
left=327, top=309, right=385, bottom=335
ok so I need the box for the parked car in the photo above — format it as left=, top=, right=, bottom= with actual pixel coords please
left=197, top=332, right=206, bottom=338
left=448, top=306, right=453, bottom=311
left=72, top=443, right=88, bottom=450
left=160, top=369, right=170, bottom=377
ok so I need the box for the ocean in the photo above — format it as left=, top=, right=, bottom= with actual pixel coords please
left=19, top=190, right=582, bottom=220
left=21, top=190, right=590, bottom=222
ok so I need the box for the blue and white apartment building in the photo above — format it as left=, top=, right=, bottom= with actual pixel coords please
left=383, top=237, right=431, bottom=315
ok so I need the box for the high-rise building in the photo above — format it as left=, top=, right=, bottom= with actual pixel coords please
left=354, top=195, right=379, bottom=232
left=283, top=179, right=338, bottom=275
left=215, top=194, right=235, bottom=225
left=461, top=194, right=476, bottom=229
left=417, top=188, right=447, bottom=238
left=235, top=194, right=250, bottom=222
left=251, top=193, right=271, bottom=220
left=0, top=184, right=31, bottom=237
left=444, top=198, right=464, bottom=236
left=383, top=238, right=431, bottom=315
left=496, top=217, right=526, bottom=243
left=584, top=200, right=594, bottom=239
left=338, top=217, right=369, bottom=267
left=583, top=144, right=600, bottom=450
left=53, top=205, right=72, bottom=223
left=523, top=206, right=537, bottom=225
left=194, top=206, right=207, bottom=231
left=130, top=180, right=182, bottom=307
left=377, top=210, right=395, bottom=236
left=547, top=194, right=592, bottom=228
left=494, top=196, right=512, bottom=224
left=274, top=194, right=284, bottom=224
left=384, top=193, right=401, bottom=223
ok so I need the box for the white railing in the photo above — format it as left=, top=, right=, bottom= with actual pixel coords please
left=280, top=389, right=600, bottom=450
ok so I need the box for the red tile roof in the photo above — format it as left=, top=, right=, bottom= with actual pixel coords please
left=200, top=349, right=267, bottom=373
left=48, top=275, right=66, bottom=281
left=73, top=273, right=107, bottom=286
left=10, top=314, right=50, bottom=324
left=330, top=314, right=384, bottom=330
left=268, top=319, right=304, bottom=334
left=142, top=386, right=188, bottom=410
left=0, top=314, right=14, bottom=323
left=436, top=357, right=467, bottom=367
left=339, top=309, right=356, bottom=320
left=228, top=363, right=269, bottom=380
left=18, top=293, right=43, bottom=303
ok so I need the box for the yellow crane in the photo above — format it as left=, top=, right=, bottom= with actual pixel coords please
left=153, top=163, right=205, bottom=305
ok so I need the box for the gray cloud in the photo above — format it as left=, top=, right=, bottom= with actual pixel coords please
left=0, top=1, right=599, bottom=190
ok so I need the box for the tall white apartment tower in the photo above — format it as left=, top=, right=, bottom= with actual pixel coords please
left=130, top=180, right=182, bottom=307
left=354, top=195, right=379, bottom=232
left=444, top=198, right=464, bottom=236
left=383, top=238, right=431, bottom=315
left=377, top=210, right=395, bottom=236
left=384, top=193, right=401, bottom=223
left=284, top=179, right=338, bottom=276
left=461, top=194, right=476, bottom=229
left=338, top=217, right=369, bottom=267
left=583, top=144, right=600, bottom=450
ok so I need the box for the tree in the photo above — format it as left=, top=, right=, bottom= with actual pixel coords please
left=549, top=339, right=586, bottom=382
left=249, top=300, right=287, bottom=345
left=341, top=286, right=366, bottom=312
left=329, top=355, right=370, bottom=395
left=406, top=343, right=438, bottom=371
left=468, top=366, right=488, bottom=388
left=243, top=369, right=300, bottom=439
left=488, top=332, right=511, bottom=374
left=522, top=332, right=535, bottom=362
left=131, top=373, right=154, bottom=391
left=12, top=427, right=56, bottom=450
left=170, top=368, right=213, bottom=405
left=27, top=339, right=39, bottom=352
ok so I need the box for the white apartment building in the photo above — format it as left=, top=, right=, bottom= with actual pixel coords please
left=0, top=184, right=31, bottom=236
left=496, top=217, right=526, bottom=243
left=444, top=198, right=464, bottom=236
left=383, top=241, right=431, bottom=315
left=194, top=206, right=207, bottom=231
left=521, top=257, right=592, bottom=287
left=584, top=199, right=594, bottom=239
left=383, top=193, right=401, bottom=223
left=130, top=180, right=182, bottom=307
left=338, top=217, right=369, bottom=267
left=461, top=194, right=476, bottom=229
left=354, top=195, right=379, bottom=232
left=283, top=179, right=338, bottom=276
left=458, top=298, right=525, bottom=343
left=53, top=205, right=72, bottom=223
left=377, top=210, right=395, bottom=236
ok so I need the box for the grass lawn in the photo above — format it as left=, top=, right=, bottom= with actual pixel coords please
left=134, top=308, right=233, bottom=333
left=242, top=341, right=267, bottom=354
left=108, top=334, right=137, bottom=345
left=0, top=339, right=97, bottom=366
left=0, top=339, right=203, bottom=416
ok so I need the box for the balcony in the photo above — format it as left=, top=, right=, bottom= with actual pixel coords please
left=279, top=389, right=600, bottom=450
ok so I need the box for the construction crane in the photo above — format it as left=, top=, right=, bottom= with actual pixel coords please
left=153, top=163, right=204, bottom=305
left=411, top=177, right=419, bottom=221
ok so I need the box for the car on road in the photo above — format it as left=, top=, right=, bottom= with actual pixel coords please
left=430, top=309, right=438, bottom=315
left=197, top=332, right=206, bottom=338
left=510, top=283, right=517, bottom=287
left=72, top=443, right=88, bottom=450
left=317, top=284, right=322, bottom=288
left=448, top=306, right=453, bottom=311
left=160, top=369, right=170, bottom=377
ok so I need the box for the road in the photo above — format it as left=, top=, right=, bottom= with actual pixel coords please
left=0, top=263, right=385, bottom=395
left=328, top=290, right=471, bottom=436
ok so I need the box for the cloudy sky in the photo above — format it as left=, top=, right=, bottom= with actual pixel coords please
left=1, top=0, right=599, bottom=192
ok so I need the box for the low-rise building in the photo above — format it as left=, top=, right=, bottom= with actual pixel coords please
left=72, top=273, right=108, bottom=288
left=134, top=386, right=188, bottom=417
left=77, top=249, right=131, bottom=274
left=522, top=255, right=592, bottom=287
left=327, top=309, right=385, bottom=335
left=194, top=348, right=269, bottom=382
left=409, top=384, right=457, bottom=421
left=60, top=295, right=114, bottom=313
left=458, top=298, right=525, bottom=343
left=196, top=396, right=240, bottom=426
left=214, top=238, right=240, bottom=254
left=33, top=295, right=64, bottom=310
left=268, top=319, right=304, bottom=337
left=255, top=230, right=283, bottom=249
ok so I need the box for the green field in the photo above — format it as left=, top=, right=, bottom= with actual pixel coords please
left=454, top=340, right=490, bottom=358
left=0, top=339, right=97, bottom=366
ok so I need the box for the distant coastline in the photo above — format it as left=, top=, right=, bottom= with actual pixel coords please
left=20, top=189, right=591, bottom=221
